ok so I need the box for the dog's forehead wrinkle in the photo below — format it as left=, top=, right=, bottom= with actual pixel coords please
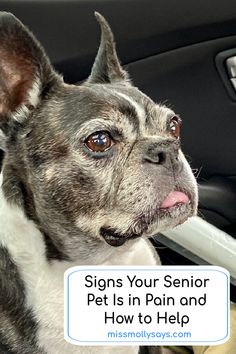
left=105, top=84, right=175, bottom=137
left=83, top=84, right=140, bottom=128
left=144, top=104, right=176, bottom=136
left=114, top=91, right=145, bottom=127
left=43, top=84, right=139, bottom=141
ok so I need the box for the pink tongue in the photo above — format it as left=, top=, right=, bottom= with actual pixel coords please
left=161, top=191, right=189, bottom=209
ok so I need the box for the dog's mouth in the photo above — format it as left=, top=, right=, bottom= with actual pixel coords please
left=157, top=189, right=192, bottom=223
left=159, top=190, right=190, bottom=209
left=100, top=227, right=140, bottom=247
left=100, top=190, right=192, bottom=247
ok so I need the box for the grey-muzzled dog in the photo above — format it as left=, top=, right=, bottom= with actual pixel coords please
left=0, top=11, right=198, bottom=354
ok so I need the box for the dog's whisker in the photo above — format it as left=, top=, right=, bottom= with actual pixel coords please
left=194, top=166, right=203, bottom=178
left=197, top=209, right=206, bottom=220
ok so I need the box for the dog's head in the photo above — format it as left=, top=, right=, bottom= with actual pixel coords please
left=0, top=12, right=198, bottom=261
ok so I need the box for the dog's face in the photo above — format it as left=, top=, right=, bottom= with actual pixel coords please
left=0, top=12, right=198, bottom=261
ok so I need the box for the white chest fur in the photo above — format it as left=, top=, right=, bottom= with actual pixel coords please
left=0, top=184, right=159, bottom=354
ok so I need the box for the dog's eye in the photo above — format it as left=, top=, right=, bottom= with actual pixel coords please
left=84, top=131, right=113, bottom=152
left=169, top=116, right=180, bottom=139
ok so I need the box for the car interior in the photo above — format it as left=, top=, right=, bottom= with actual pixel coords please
left=0, top=0, right=236, bottom=306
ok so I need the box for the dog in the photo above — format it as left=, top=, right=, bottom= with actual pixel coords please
left=0, top=10, right=198, bottom=354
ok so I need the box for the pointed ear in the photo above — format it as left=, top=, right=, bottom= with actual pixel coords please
left=0, top=12, right=60, bottom=126
left=87, top=12, right=130, bottom=84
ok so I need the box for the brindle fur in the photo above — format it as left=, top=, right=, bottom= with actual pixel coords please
left=0, top=11, right=197, bottom=354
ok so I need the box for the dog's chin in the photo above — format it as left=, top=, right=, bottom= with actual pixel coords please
left=100, top=200, right=194, bottom=247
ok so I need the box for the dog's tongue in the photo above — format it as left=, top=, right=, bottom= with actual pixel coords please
left=160, top=191, right=189, bottom=209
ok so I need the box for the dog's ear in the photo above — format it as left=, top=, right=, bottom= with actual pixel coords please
left=87, top=12, right=130, bottom=84
left=0, top=12, right=59, bottom=126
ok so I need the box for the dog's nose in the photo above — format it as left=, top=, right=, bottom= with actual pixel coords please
left=144, top=151, right=167, bottom=165
left=143, top=140, right=179, bottom=168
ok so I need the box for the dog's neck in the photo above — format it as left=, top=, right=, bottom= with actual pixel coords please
left=1, top=163, right=67, bottom=261
left=0, top=169, right=136, bottom=266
